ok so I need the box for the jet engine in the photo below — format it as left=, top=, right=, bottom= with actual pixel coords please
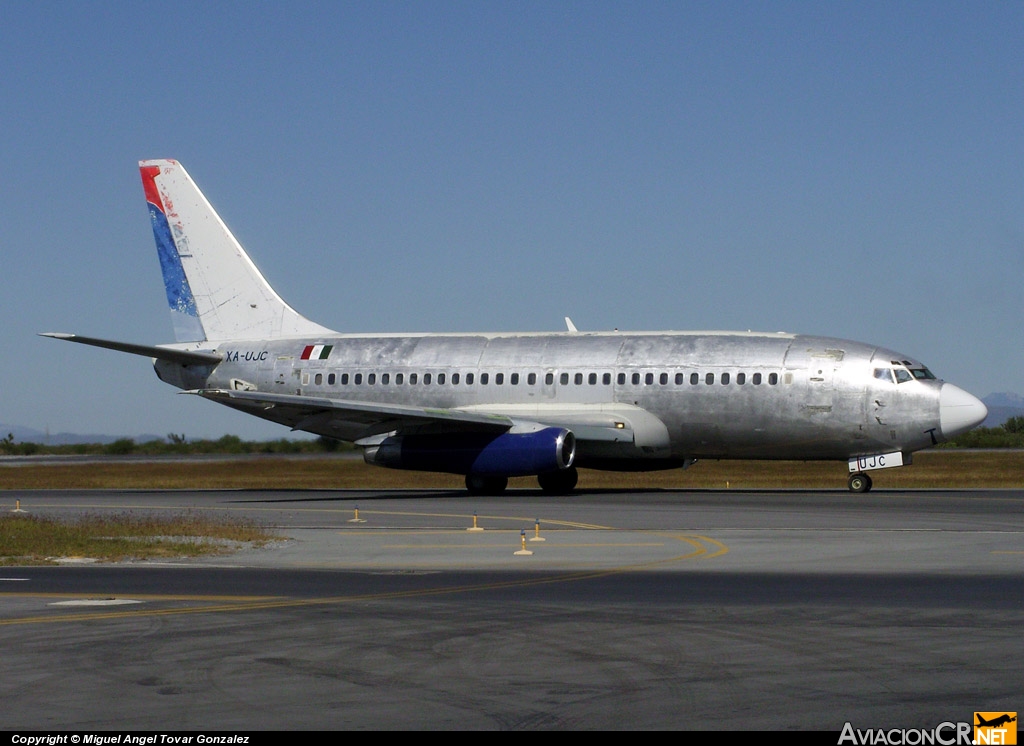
left=363, top=427, right=576, bottom=476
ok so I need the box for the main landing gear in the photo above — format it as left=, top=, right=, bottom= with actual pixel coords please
left=848, top=472, right=873, bottom=493
left=464, top=467, right=580, bottom=496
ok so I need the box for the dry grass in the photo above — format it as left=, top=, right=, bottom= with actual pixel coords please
left=0, top=512, right=275, bottom=565
left=1, top=450, right=1021, bottom=491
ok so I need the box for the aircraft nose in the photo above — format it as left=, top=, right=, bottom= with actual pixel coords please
left=939, top=383, right=988, bottom=439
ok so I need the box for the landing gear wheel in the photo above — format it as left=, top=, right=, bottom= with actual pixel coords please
left=848, top=472, right=872, bottom=493
left=537, top=467, right=578, bottom=495
left=465, top=475, right=508, bottom=495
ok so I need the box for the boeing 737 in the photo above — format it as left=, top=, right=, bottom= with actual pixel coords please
left=42, top=160, right=988, bottom=494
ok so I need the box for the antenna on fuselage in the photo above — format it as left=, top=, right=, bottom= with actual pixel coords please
left=564, top=317, right=578, bottom=333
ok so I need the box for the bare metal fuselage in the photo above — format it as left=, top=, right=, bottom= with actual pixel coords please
left=158, top=329, right=943, bottom=467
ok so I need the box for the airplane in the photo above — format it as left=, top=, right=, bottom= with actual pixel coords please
left=42, top=159, right=988, bottom=495
left=976, top=715, right=1017, bottom=728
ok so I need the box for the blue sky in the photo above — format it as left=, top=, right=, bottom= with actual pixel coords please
left=2, top=2, right=1021, bottom=440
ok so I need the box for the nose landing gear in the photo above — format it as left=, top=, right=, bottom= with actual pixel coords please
left=848, top=472, right=873, bottom=493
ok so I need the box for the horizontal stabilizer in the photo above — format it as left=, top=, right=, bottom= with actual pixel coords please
left=39, top=333, right=222, bottom=365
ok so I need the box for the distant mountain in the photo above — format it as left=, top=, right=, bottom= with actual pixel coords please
left=0, top=423, right=164, bottom=446
left=980, top=393, right=1024, bottom=429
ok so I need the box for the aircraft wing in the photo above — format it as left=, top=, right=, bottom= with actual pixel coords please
left=193, top=389, right=666, bottom=448
left=192, top=389, right=516, bottom=441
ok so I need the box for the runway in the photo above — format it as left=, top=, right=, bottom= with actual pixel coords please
left=2, top=488, right=1022, bottom=730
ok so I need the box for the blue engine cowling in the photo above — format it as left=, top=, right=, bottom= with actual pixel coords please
left=363, top=427, right=576, bottom=476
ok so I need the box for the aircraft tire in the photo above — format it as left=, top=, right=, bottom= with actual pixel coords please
left=538, top=467, right=578, bottom=495
left=465, top=474, right=508, bottom=495
left=848, top=472, right=872, bottom=493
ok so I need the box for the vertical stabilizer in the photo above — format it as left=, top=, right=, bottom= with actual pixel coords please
left=140, top=159, right=336, bottom=342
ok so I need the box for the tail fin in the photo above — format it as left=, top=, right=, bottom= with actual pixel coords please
left=140, top=159, right=335, bottom=342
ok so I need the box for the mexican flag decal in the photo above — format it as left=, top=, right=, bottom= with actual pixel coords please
left=300, top=344, right=333, bottom=360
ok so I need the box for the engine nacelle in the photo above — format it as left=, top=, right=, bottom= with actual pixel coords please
left=363, top=427, right=576, bottom=477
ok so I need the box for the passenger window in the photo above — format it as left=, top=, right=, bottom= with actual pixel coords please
left=768, top=373, right=778, bottom=385
left=466, top=372, right=474, bottom=384
left=424, top=373, right=432, bottom=384
left=328, top=373, right=336, bottom=385
left=752, top=373, right=761, bottom=385
left=603, top=373, right=611, bottom=385
left=395, top=373, right=403, bottom=384
left=527, top=373, right=536, bottom=385
left=705, top=373, right=714, bottom=385
left=560, top=373, right=569, bottom=385
left=632, top=373, right=641, bottom=385
left=589, top=373, right=597, bottom=385
left=659, top=373, right=668, bottom=385
left=721, top=372, right=730, bottom=385
left=736, top=372, right=745, bottom=385
left=495, top=373, right=504, bottom=385
left=481, top=373, right=489, bottom=384
left=381, top=373, right=390, bottom=385
left=315, top=373, right=323, bottom=385
left=511, top=373, right=519, bottom=385
left=675, top=373, right=684, bottom=385
left=452, top=373, right=460, bottom=384
left=545, top=373, right=554, bottom=385
left=690, top=373, right=699, bottom=385
left=575, top=373, right=584, bottom=385
left=341, top=373, right=350, bottom=385
left=645, top=373, right=654, bottom=385
left=617, top=373, right=626, bottom=385
left=409, top=373, right=417, bottom=385
left=437, top=373, right=446, bottom=384
left=367, top=373, right=376, bottom=385
left=354, top=373, right=363, bottom=385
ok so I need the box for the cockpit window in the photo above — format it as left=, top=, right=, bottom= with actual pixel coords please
left=893, top=368, right=913, bottom=384
left=873, top=368, right=894, bottom=384
left=910, top=367, right=936, bottom=380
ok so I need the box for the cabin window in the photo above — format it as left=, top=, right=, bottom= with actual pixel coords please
left=437, top=373, right=446, bottom=384
left=423, top=373, right=432, bottom=384
left=369, top=373, right=378, bottom=385
left=560, top=372, right=569, bottom=385
left=721, top=372, right=730, bottom=385
left=617, top=373, right=626, bottom=385
left=736, top=372, right=745, bottom=385
left=659, top=373, right=668, bottom=385
left=675, top=373, right=684, bottom=385
left=354, top=373, right=363, bottom=385
left=395, top=373, right=404, bottom=384
left=632, top=373, right=641, bottom=385
left=528, top=373, right=537, bottom=385
left=705, top=373, right=715, bottom=385
left=511, top=373, right=520, bottom=385
left=315, top=373, right=323, bottom=385
left=575, top=373, right=584, bottom=385
left=451, top=373, right=460, bottom=384
left=381, top=373, right=390, bottom=385
left=589, top=373, right=598, bottom=385
left=466, top=372, right=474, bottom=384
left=481, top=373, right=489, bottom=384
left=328, top=373, right=337, bottom=385
left=495, top=373, right=504, bottom=385
left=603, top=373, right=611, bottom=385
left=545, top=372, right=554, bottom=385
left=409, top=373, right=418, bottom=385
left=768, top=373, right=778, bottom=385
left=752, top=372, right=762, bottom=385
left=690, top=372, right=699, bottom=385
left=341, top=373, right=350, bottom=385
